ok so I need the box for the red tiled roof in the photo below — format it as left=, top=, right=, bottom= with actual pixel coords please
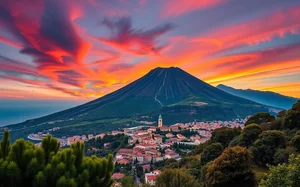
left=112, top=173, right=125, bottom=179
left=118, top=149, right=133, bottom=154
left=147, top=175, right=157, bottom=181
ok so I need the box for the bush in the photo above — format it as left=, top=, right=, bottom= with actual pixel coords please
left=260, top=154, right=300, bottom=187
left=210, top=127, right=241, bottom=147
left=291, top=135, right=300, bottom=152
left=245, top=113, right=275, bottom=126
left=251, top=130, right=286, bottom=166
left=200, top=143, right=223, bottom=165
left=156, top=168, right=201, bottom=187
left=206, top=146, right=257, bottom=187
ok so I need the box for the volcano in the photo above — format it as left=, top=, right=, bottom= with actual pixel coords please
left=7, top=67, right=267, bottom=140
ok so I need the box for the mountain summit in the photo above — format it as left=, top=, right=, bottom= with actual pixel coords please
left=8, top=67, right=267, bottom=139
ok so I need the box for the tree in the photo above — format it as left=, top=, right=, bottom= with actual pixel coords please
left=230, top=124, right=262, bottom=148
left=0, top=134, right=114, bottom=187
left=251, top=130, right=286, bottom=165
left=200, top=143, right=223, bottom=165
left=291, top=135, right=300, bottom=152
left=41, top=135, right=60, bottom=164
left=282, top=100, right=300, bottom=129
left=273, top=148, right=293, bottom=165
left=260, top=154, right=300, bottom=187
left=156, top=168, right=201, bottom=187
left=121, top=176, right=134, bottom=187
left=164, top=158, right=179, bottom=169
left=206, top=146, right=256, bottom=187
left=245, top=112, right=275, bottom=126
left=0, top=130, right=10, bottom=160
left=71, top=142, right=84, bottom=169
left=210, top=127, right=241, bottom=147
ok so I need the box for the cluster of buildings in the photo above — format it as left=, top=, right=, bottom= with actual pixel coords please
left=66, top=133, right=106, bottom=145
left=111, top=115, right=247, bottom=186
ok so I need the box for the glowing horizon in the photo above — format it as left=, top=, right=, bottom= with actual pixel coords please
left=0, top=0, right=300, bottom=100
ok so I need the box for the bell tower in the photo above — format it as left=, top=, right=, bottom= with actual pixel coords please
left=158, top=114, right=163, bottom=128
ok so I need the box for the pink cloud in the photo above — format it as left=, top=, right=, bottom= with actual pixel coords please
left=161, top=0, right=226, bottom=18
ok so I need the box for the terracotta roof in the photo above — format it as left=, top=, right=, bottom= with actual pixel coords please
left=112, top=173, right=125, bottom=180
left=118, top=149, right=133, bottom=154
left=147, top=175, right=157, bottom=181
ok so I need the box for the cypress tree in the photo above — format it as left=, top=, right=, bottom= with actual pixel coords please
left=0, top=130, right=10, bottom=160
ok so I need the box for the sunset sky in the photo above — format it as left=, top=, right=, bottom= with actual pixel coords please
left=1, top=0, right=300, bottom=102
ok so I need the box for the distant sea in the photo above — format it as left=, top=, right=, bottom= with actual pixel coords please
left=0, top=100, right=86, bottom=126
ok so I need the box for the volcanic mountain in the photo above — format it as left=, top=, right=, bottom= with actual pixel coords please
left=217, top=84, right=298, bottom=110
left=7, top=67, right=267, bottom=140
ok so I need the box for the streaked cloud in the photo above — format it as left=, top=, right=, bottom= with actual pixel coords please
left=0, top=0, right=299, bottom=99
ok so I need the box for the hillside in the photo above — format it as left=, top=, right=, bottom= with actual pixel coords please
left=4, top=67, right=267, bottom=140
left=217, top=84, right=298, bottom=109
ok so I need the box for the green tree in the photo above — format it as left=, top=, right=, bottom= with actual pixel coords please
left=273, top=148, right=293, bottom=165
left=0, top=133, right=114, bottom=187
left=206, top=146, right=256, bottom=187
left=71, top=142, right=84, bottom=169
left=164, top=158, right=179, bottom=169
left=200, top=143, right=223, bottom=165
left=0, top=130, right=10, bottom=160
left=260, top=154, right=300, bottom=187
left=245, top=113, right=275, bottom=126
left=291, top=135, right=300, bottom=152
left=251, top=130, right=286, bottom=165
left=121, top=176, right=134, bottom=187
left=156, top=168, right=201, bottom=187
left=282, top=100, right=300, bottom=129
left=41, top=135, right=60, bottom=164
left=210, top=127, right=241, bottom=147
left=230, top=124, right=262, bottom=147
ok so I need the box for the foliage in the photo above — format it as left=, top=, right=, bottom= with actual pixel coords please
left=260, top=154, right=300, bottom=187
left=273, top=148, right=293, bottom=165
left=0, top=131, right=114, bottom=187
left=210, top=127, right=241, bottom=147
left=245, top=112, right=275, bottom=126
left=164, top=158, right=179, bottom=169
left=251, top=130, right=286, bottom=166
left=85, top=134, right=128, bottom=157
left=156, top=168, right=201, bottom=187
left=121, top=176, right=135, bottom=187
left=191, top=142, right=209, bottom=155
left=179, top=156, right=201, bottom=178
left=230, top=124, right=262, bottom=147
left=282, top=100, right=300, bottom=129
left=206, top=146, right=257, bottom=187
left=0, top=130, right=10, bottom=160
left=252, top=165, right=268, bottom=184
left=200, top=143, right=223, bottom=165
left=291, top=135, right=300, bottom=152
left=199, top=162, right=210, bottom=186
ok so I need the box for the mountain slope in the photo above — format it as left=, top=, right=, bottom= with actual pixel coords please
left=6, top=67, right=267, bottom=140
left=217, top=84, right=298, bottom=110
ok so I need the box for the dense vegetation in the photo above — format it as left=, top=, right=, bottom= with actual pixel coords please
left=148, top=100, right=300, bottom=187
left=0, top=132, right=114, bottom=187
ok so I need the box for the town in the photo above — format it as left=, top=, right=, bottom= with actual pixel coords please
left=28, top=115, right=248, bottom=186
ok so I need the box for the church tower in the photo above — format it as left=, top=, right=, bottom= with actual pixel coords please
left=158, top=114, right=163, bottom=128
